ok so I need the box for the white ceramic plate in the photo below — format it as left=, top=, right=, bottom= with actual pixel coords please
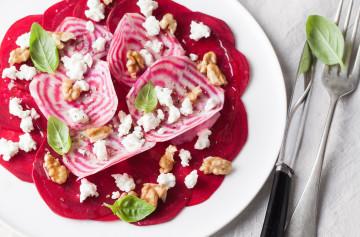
left=0, top=0, right=286, bottom=236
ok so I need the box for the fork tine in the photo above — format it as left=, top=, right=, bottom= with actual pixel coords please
left=342, top=0, right=354, bottom=38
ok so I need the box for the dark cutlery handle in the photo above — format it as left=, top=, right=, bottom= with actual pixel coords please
left=260, top=167, right=292, bottom=237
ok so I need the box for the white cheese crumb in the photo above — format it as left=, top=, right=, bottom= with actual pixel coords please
left=145, top=39, right=163, bottom=54
left=16, top=65, right=37, bottom=81
left=204, top=98, right=218, bottom=111
left=92, top=37, right=107, bottom=52
left=137, top=0, right=159, bottom=17
left=2, top=66, right=18, bottom=80
left=179, top=149, right=191, bottom=167
left=78, top=148, right=86, bottom=155
left=142, top=16, right=160, bottom=36
left=184, top=170, right=198, bottom=189
left=9, top=98, right=30, bottom=119
left=157, top=173, right=176, bottom=189
left=121, top=127, right=145, bottom=152
left=180, top=98, right=193, bottom=116
left=69, top=108, right=90, bottom=124
left=86, top=21, right=95, bottom=32
left=18, top=133, right=37, bottom=152
left=118, top=110, right=127, bottom=122
left=16, top=32, right=30, bottom=49
left=112, top=173, right=136, bottom=192
left=189, top=21, right=211, bottom=41
left=194, top=129, right=212, bottom=150
left=139, top=49, right=154, bottom=66
left=79, top=178, right=99, bottom=203
left=0, top=138, right=19, bottom=161
left=93, top=140, right=108, bottom=161
left=20, top=116, right=34, bottom=133
left=61, top=53, right=89, bottom=81
left=8, top=80, right=15, bottom=90
left=157, top=127, right=166, bottom=134
left=84, top=53, right=93, bottom=68
left=189, top=53, right=199, bottom=61
left=85, top=0, right=105, bottom=22
left=118, top=114, right=133, bottom=137
left=155, top=86, right=173, bottom=107
left=168, top=105, right=180, bottom=124
left=74, top=80, right=90, bottom=91
left=137, top=112, right=161, bottom=132
left=157, top=109, right=165, bottom=120
left=30, top=108, right=40, bottom=120
left=111, top=191, right=121, bottom=199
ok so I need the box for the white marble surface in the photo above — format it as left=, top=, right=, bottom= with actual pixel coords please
left=2, top=0, right=360, bottom=236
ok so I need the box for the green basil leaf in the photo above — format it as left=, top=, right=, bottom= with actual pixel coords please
left=104, top=195, right=156, bottom=222
left=29, top=22, right=59, bottom=74
left=47, top=116, right=71, bottom=155
left=297, top=42, right=312, bottom=78
left=135, top=81, right=157, bottom=113
left=306, top=15, right=345, bottom=69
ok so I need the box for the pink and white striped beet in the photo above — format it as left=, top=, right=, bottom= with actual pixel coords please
left=29, top=61, right=118, bottom=130
left=127, top=56, right=225, bottom=142
left=108, top=13, right=185, bottom=87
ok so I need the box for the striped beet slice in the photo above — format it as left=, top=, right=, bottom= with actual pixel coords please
left=108, top=13, right=185, bottom=87
left=29, top=61, right=118, bottom=130
left=63, top=118, right=156, bottom=178
left=56, top=17, right=113, bottom=60
left=127, top=56, right=224, bottom=142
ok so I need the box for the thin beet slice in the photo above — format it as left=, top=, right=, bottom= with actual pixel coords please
left=0, top=15, right=43, bottom=68
left=73, top=0, right=115, bottom=26
left=43, top=0, right=79, bottom=31
left=0, top=127, right=45, bottom=183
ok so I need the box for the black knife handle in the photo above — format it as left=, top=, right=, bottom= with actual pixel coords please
left=261, top=167, right=293, bottom=237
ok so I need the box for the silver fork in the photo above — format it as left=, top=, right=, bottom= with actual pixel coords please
left=285, top=0, right=360, bottom=236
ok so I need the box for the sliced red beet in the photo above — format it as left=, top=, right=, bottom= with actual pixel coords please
left=73, top=0, right=116, bottom=26
left=43, top=0, right=79, bottom=31
left=0, top=15, right=43, bottom=68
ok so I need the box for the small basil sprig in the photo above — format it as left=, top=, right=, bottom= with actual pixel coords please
left=297, top=42, right=312, bottom=78
left=306, top=15, right=345, bottom=69
left=104, top=195, right=155, bottom=222
left=29, top=23, right=59, bottom=74
left=135, top=81, right=158, bottom=113
left=47, top=116, right=71, bottom=155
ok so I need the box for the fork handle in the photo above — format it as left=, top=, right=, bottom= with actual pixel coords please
left=261, top=165, right=292, bottom=237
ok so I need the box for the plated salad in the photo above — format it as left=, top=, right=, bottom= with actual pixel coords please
left=0, top=0, right=249, bottom=225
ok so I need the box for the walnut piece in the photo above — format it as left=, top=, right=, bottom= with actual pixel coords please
left=199, top=156, right=232, bottom=175
left=119, top=191, right=138, bottom=199
left=61, top=78, right=82, bottom=102
left=140, top=183, right=167, bottom=207
left=126, top=50, right=145, bottom=79
left=197, top=51, right=217, bottom=73
left=197, top=52, right=228, bottom=86
left=9, top=48, right=30, bottom=66
left=85, top=126, right=112, bottom=143
left=159, top=145, right=177, bottom=174
left=49, top=32, right=76, bottom=50
left=159, top=13, right=177, bottom=34
left=44, top=153, right=68, bottom=184
left=185, top=86, right=202, bottom=103
left=103, top=0, right=113, bottom=5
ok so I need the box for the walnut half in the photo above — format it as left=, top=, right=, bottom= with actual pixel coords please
left=159, top=145, right=177, bottom=174
left=126, top=50, right=144, bottom=79
left=140, top=183, right=167, bottom=207
left=197, top=52, right=227, bottom=86
left=85, top=126, right=112, bottom=143
left=159, top=13, right=177, bottom=34
left=61, top=78, right=82, bottom=102
left=49, top=32, right=76, bottom=50
left=9, top=48, right=30, bottom=66
left=185, top=86, right=202, bottom=103
left=199, top=156, right=232, bottom=175
left=119, top=191, right=138, bottom=199
left=44, top=153, right=68, bottom=184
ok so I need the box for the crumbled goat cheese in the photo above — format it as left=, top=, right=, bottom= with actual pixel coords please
left=118, top=114, right=133, bottom=137
left=86, top=20, right=95, bottom=32
left=205, top=98, right=218, bottom=111
left=155, top=86, right=173, bottom=107
left=121, top=126, right=145, bottom=152
left=61, top=53, right=89, bottom=81
left=30, top=108, right=40, bottom=119
left=168, top=105, right=180, bottom=124
left=137, top=112, right=161, bottom=132
left=189, top=53, right=199, bottom=61
left=145, top=39, right=163, bottom=54
left=16, top=32, right=30, bottom=49
left=0, top=138, right=19, bottom=161
left=18, top=133, right=37, bottom=152
left=9, top=98, right=30, bottom=119
left=157, top=109, right=165, bottom=120
left=118, top=110, right=127, bottom=122
left=93, top=140, right=108, bottom=160
left=189, top=21, right=211, bottom=41
left=78, top=148, right=86, bottom=155
left=111, top=191, right=121, bottom=199
left=92, top=37, right=107, bottom=52
left=79, top=178, right=99, bottom=203
left=194, top=129, right=212, bottom=150
left=157, top=173, right=176, bottom=189
left=8, top=80, right=15, bottom=90
left=85, top=0, right=105, bottom=22
left=16, top=65, right=37, bottom=81
left=69, top=108, right=90, bottom=124
left=184, top=170, right=198, bottom=189
left=180, top=98, right=193, bottom=116
left=179, top=149, right=191, bottom=167
left=139, top=49, right=154, bottom=66
left=112, top=173, right=136, bottom=192
left=137, top=0, right=159, bottom=17
left=74, top=80, right=90, bottom=91
left=142, top=16, right=160, bottom=36
left=84, top=53, right=93, bottom=68
left=157, top=127, right=166, bottom=134
left=20, top=116, right=34, bottom=133
left=2, top=66, right=18, bottom=80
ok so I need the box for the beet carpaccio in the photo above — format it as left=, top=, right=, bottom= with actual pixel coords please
left=0, top=0, right=249, bottom=225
